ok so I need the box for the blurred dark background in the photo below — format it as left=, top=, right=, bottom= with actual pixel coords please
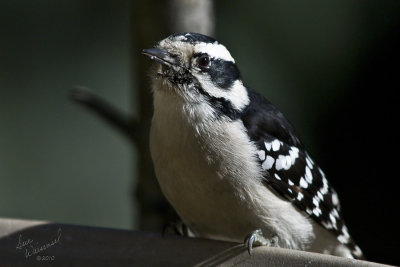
left=1, top=1, right=399, bottom=265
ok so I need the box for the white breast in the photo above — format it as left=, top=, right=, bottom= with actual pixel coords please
left=150, top=89, right=317, bottom=250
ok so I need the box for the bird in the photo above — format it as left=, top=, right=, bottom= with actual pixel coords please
left=142, top=32, right=364, bottom=259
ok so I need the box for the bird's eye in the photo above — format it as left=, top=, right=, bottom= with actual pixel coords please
left=197, top=55, right=210, bottom=68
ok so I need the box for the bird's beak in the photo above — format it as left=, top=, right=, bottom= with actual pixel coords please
left=142, top=48, right=177, bottom=67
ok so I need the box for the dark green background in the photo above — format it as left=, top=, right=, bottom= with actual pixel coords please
left=1, top=1, right=399, bottom=265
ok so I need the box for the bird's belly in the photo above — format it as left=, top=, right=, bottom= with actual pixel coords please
left=150, top=118, right=264, bottom=242
left=149, top=103, right=315, bottom=249
left=156, top=153, right=258, bottom=242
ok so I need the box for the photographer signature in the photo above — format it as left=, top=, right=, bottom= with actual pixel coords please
left=16, top=228, right=62, bottom=258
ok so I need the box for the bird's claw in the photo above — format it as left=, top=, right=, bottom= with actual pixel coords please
left=244, top=229, right=279, bottom=255
left=162, top=221, right=189, bottom=237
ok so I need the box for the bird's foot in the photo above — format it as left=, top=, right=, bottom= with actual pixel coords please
left=162, top=221, right=189, bottom=237
left=244, top=229, right=279, bottom=255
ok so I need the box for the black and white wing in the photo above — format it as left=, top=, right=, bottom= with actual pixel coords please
left=241, top=88, right=362, bottom=258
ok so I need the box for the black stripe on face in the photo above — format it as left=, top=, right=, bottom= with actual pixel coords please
left=193, top=53, right=241, bottom=90
left=194, top=82, right=244, bottom=120
left=208, top=59, right=241, bottom=89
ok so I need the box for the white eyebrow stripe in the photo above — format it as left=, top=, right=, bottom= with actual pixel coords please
left=194, top=43, right=235, bottom=63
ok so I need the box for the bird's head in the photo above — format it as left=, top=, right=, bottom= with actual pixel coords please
left=143, top=32, right=250, bottom=119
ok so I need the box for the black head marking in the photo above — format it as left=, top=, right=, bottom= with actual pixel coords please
left=208, top=59, right=241, bottom=89
left=172, top=32, right=217, bottom=44
left=191, top=79, right=243, bottom=121
left=193, top=52, right=241, bottom=90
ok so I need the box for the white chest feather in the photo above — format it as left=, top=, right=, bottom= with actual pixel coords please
left=150, top=90, right=317, bottom=250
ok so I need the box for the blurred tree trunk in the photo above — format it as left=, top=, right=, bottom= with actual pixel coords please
left=168, top=0, right=214, bottom=35
left=130, top=0, right=215, bottom=230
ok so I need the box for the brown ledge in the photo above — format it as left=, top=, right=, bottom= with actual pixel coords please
left=0, top=218, right=391, bottom=267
